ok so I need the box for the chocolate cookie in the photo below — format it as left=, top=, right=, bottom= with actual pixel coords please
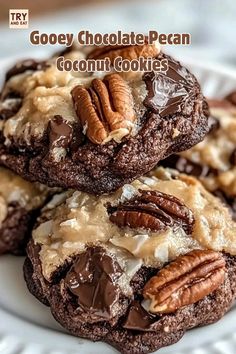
left=0, top=167, right=55, bottom=255
left=24, top=167, right=236, bottom=353
left=162, top=93, right=236, bottom=218
left=0, top=44, right=209, bottom=194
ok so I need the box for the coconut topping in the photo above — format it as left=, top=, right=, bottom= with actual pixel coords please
left=33, top=167, right=236, bottom=282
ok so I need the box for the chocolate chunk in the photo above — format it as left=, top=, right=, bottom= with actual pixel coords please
left=230, top=149, right=236, bottom=166
left=49, top=115, right=73, bottom=148
left=225, top=91, right=236, bottom=106
left=123, top=300, right=157, bottom=331
left=5, top=59, right=49, bottom=81
left=65, top=247, right=123, bottom=321
left=144, top=59, right=193, bottom=117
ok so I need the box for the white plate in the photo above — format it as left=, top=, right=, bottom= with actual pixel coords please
left=0, top=57, right=236, bottom=354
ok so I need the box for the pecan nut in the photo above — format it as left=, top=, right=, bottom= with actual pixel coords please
left=108, top=189, right=194, bottom=234
left=71, top=73, right=136, bottom=144
left=87, top=40, right=160, bottom=63
left=143, top=250, right=226, bottom=314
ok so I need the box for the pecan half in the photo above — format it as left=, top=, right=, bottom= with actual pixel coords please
left=108, top=189, right=194, bottom=234
left=87, top=40, right=160, bottom=63
left=65, top=247, right=123, bottom=322
left=71, top=74, right=136, bottom=144
left=143, top=250, right=226, bottom=314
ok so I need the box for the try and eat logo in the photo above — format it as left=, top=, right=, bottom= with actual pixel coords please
left=9, top=9, right=29, bottom=29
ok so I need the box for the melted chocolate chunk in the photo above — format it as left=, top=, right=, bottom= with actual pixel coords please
left=49, top=115, right=73, bottom=148
left=123, top=301, right=157, bottom=331
left=162, top=155, right=215, bottom=178
left=65, top=247, right=123, bottom=322
left=5, top=59, right=49, bottom=81
left=144, top=59, right=194, bottom=117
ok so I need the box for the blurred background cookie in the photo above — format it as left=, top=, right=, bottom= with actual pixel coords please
left=0, top=167, right=56, bottom=255
left=163, top=92, right=236, bottom=219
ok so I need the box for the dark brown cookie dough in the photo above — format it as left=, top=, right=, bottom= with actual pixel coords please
left=0, top=47, right=209, bottom=194
left=0, top=167, right=54, bottom=255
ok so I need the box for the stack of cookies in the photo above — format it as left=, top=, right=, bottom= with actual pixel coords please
left=0, top=42, right=236, bottom=354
